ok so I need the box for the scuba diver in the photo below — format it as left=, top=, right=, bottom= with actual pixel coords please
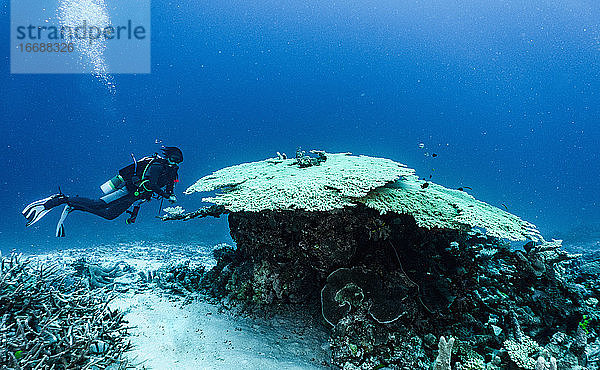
left=22, top=146, right=183, bottom=237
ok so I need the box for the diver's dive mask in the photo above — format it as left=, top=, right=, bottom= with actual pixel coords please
left=167, top=157, right=181, bottom=166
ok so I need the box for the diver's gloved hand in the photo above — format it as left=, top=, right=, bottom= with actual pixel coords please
left=168, top=195, right=177, bottom=203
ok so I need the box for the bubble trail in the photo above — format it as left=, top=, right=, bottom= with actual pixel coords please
left=58, top=0, right=116, bottom=93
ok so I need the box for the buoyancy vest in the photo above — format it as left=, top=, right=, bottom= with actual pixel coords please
left=119, top=155, right=157, bottom=197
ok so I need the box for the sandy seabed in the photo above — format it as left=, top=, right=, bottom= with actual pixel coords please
left=25, top=242, right=332, bottom=369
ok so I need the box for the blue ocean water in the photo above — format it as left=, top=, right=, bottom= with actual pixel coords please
left=1, top=0, right=599, bottom=253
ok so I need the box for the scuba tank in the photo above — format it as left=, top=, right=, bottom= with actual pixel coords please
left=99, top=153, right=138, bottom=203
left=100, top=174, right=129, bottom=203
left=100, top=174, right=125, bottom=194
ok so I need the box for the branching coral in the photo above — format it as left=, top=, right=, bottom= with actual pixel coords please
left=0, top=253, right=131, bottom=368
left=434, top=336, right=455, bottom=370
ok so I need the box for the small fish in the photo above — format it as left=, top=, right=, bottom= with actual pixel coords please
left=501, top=203, right=509, bottom=210
left=432, top=153, right=438, bottom=157
left=429, top=175, right=432, bottom=179
left=418, top=143, right=425, bottom=149
left=458, top=186, right=472, bottom=191
left=421, top=182, right=429, bottom=189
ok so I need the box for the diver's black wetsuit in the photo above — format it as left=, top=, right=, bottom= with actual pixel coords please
left=61, top=157, right=178, bottom=220
left=66, top=194, right=137, bottom=220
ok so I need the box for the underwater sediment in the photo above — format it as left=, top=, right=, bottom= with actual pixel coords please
left=163, top=150, right=599, bottom=369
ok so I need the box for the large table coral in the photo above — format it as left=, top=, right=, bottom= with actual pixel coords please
left=184, top=151, right=541, bottom=242
left=186, top=152, right=412, bottom=212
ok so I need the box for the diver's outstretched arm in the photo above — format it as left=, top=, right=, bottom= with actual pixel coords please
left=158, top=205, right=227, bottom=221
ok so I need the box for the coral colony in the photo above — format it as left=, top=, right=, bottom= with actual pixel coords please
left=0, top=253, right=131, bottom=368
left=163, top=151, right=599, bottom=369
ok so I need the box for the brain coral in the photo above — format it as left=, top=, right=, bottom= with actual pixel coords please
left=185, top=152, right=542, bottom=241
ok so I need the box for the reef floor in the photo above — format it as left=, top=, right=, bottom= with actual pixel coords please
left=23, top=242, right=331, bottom=369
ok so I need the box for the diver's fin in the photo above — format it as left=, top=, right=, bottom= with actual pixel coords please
left=23, top=207, right=51, bottom=227
left=22, top=195, right=61, bottom=227
left=56, top=224, right=65, bottom=237
left=55, top=205, right=73, bottom=238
